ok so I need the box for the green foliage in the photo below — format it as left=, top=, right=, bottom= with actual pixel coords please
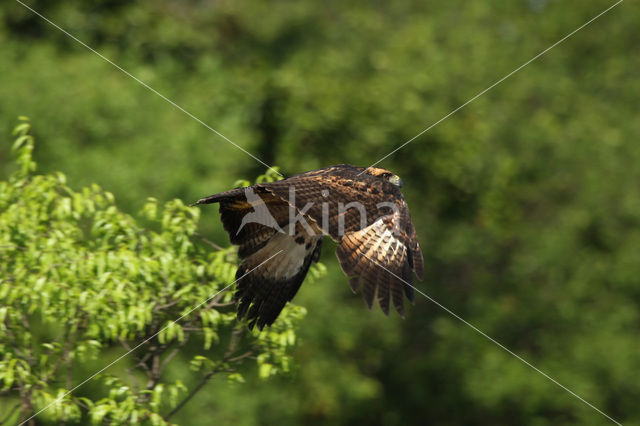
left=233, top=165, right=282, bottom=189
left=0, top=121, right=308, bottom=424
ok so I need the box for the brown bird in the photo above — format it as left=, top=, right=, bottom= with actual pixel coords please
left=195, top=165, right=423, bottom=330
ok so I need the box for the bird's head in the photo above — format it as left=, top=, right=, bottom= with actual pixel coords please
left=364, top=167, right=404, bottom=188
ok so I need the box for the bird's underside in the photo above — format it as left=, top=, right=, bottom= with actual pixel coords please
left=195, top=164, right=423, bottom=330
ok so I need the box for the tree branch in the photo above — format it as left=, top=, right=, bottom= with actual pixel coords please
left=163, top=326, right=253, bottom=420
left=162, top=368, right=228, bottom=421
left=19, top=388, right=34, bottom=426
left=119, top=337, right=151, bottom=374
left=160, top=334, right=190, bottom=372
left=194, top=232, right=225, bottom=251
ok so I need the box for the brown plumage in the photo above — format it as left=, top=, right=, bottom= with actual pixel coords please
left=195, top=164, right=423, bottom=330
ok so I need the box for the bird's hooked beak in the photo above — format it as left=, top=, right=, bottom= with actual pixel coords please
left=389, top=174, right=404, bottom=188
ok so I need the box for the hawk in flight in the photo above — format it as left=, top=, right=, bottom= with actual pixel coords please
left=195, top=165, right=423, bottom=329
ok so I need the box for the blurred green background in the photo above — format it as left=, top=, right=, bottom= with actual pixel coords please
left=1, top=0, right=639, bottom=424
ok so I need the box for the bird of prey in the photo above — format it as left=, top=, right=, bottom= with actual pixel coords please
left=195, top=164, right=423, bottom=330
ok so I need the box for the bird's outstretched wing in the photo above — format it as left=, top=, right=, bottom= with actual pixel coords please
left=259, top=165, right=402, bottom=239
left=335, top=207, right=423, bottom=316
left=195, top=188, right=323, bottom=330
left=256, top=165, right=423, bottom=315
left=234, top=229, right=321, bottom=330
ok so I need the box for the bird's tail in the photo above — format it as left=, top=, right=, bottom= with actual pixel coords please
left=191, top=187, right=247, bottom=206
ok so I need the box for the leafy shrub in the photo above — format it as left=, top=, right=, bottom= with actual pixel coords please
left=0, top=119, right=315, bottom=424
